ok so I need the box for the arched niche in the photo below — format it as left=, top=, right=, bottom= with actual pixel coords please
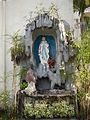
left=33, top=35, right=56, bottom=66
left=32, top=27, right=57, bottom=66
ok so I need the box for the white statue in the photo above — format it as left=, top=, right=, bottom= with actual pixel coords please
left=24, top=68, right=37, bottom=95
left=36, top=63, right=47, bottom=78
left=38, top=36, right=49, bottom=73
left=48, top=69, right=61, bottom=89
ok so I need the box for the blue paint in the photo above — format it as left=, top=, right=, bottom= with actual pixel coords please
left=33, top=35, right=56, bottom=65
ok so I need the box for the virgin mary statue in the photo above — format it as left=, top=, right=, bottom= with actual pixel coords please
left=38, top=36, right=49, bottom=72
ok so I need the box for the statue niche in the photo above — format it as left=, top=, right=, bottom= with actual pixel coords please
left=33, top=35, right=57, bottom=90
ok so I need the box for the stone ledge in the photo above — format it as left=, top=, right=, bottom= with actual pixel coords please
left=23, top=89, right=75, bottom=98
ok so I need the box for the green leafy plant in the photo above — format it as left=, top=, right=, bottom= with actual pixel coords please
left=52, top=101, right=75, bottom=118
left=20, top=82, right=28, bottom=90
left=0, top=91, right=18, bottom=119
left=19, top=67, right=28, bottom=79
left=0, top=91, right=10, bottom=109
left=10, top=31, right=25, bottom=63
left=19, top=67, right=28, bottom=90
left=24, top=103, right=34, bottom=118
left=24, top=100, right=75, bottom=119
left=73, top=29, right=90, bottom=118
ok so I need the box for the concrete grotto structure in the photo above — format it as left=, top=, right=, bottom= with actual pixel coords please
left=15, top=13, right=78, bottom=119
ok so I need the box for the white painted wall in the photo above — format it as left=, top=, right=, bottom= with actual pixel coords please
left=74, top=12, right=81, bottom=39
left=56, top=0, right=74, bottom=29
left=0, top=2, right=4, bottom=91
left=0, top=0, right=74, bottom=94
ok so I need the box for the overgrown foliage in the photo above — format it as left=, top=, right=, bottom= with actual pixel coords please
left=74, top=29, right=90, bottom=119
left=0, top=91, right=10, bottom=109
left=24, top=101, right=75, bottom=119
left=0, top=91, right=17, bottom=120
left=10, top=31, right=25, bottom=63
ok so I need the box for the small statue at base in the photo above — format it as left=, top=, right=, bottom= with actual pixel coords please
left=24, top=68, right=37, bottom=95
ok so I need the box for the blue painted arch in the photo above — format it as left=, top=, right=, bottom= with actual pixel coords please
left=33, top=35, right=56, bottom=65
